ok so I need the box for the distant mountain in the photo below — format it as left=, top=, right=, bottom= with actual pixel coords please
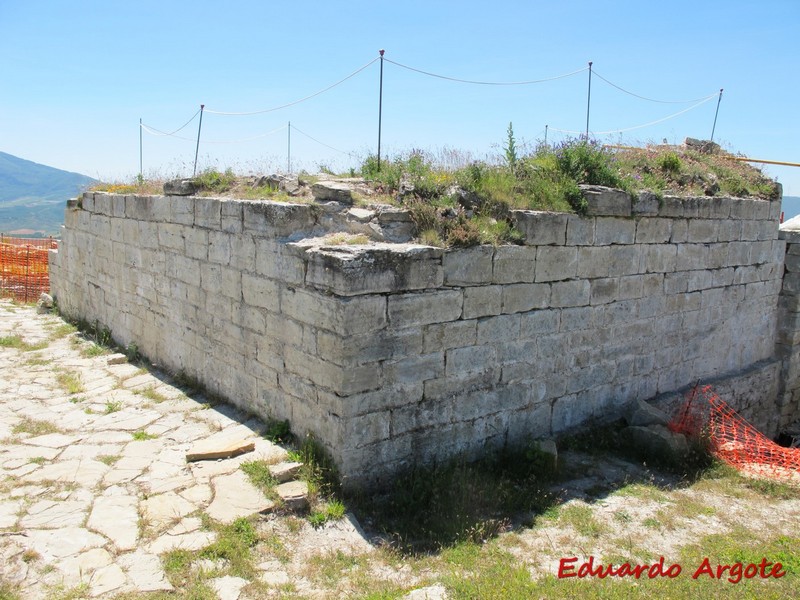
left=0, top=151, right=96, bottom=236
left=781, top=196, right=800, bottom=223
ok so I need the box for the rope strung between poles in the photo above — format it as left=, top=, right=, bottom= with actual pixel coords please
left=139, top=108, right=202, bottom=136
left=203, top=57, right=380, bottom=116
left=290, top=125, right=355, bottom=156
left=549, top=94, right=718, bottom=136
left=383, top=58, right=588, bottom=86
left=592, top=70, right=720, bottom=104
left=140, top=123, right=287, bottom=144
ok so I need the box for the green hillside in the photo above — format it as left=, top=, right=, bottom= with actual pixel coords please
left=0, top=151, right=95, bottom=236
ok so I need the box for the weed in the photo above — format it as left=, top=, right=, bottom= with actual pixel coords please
left=97, top=454, right=121, bottom=466
left=80, top=342, right=108, bottom=358
left=104, top=400, right=123, bottom=414
left=309, top=499, right=346, bottom=528
left=240, top=460, right=278, bottom=499
left=195, top=168, right=237, bottom=193
left=24, top=353, right=49, bottom=366
left=125, top=342, right=141, bottom=362
left=0, top=335, right=48, bottom=352
left=135, top=385, right=169, bottom=403
left=557, top=503, right=608, bottom=538
left=29, top=457, right=47, bottom=465
left=12, top=417, right=61, bottom=436
left=131, top=430, right=157, bottom=441
left=264, top=418, right=293, bottom=444
left=21, top=549, right=40, bottom=563
left=56, top=371, right=84, bottom=395
left=199, top=517, right=259, bottom=578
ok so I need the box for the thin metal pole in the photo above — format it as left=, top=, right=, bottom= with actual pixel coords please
left=710, top=88, right=723, bottom=142
left=544, top=124, right=548, bottom=148
left=139, top=118, right=143, bottom=183
left=585, top=61, right=593, bottom=140
left=193, top=104, right=205, bottom=177
left=377, top=49, right=385, bottom=171
left=288, top=121, right=291, bottom=174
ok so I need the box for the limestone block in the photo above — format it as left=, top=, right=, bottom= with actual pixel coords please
left=658, top=197, right=685, bottom=218
left=633, top=191, right=660, bottom=216
left=607, top=245, right=642, bottom=277
left=580, top=185, right=632, bottom=217
left=708, top=197, right=732, bottom=219
left=384, top=353, right=445, bottom=384
left=590, top=278, right=619, bottom=305
left=445, top=345, right=497, bottom=377
left=194, top=197, right=222, bottom=229
left=502, top=283, right=551, bottom=313
left=463, top=285, right=503, bottom=319
left=717, top=219, right=742, bottom=242
left=284, top=346, right=381, bottom=395
left=643, top=244, right=677, bottom=273
left=111, top=195, right=127, bottom=218
left=423, top=320, right=477, bottom=353
left=519, top=309, right=560, bottom=337
left=550, top=280, right=590, bottom=308
left=512, top=211, right=568, bottom=245
left=566, top=214, right=596, bottom=245
left=635, top=218, right=672, bottom=244
left=229, top=234, right=256, bottom=272
left=281, top=287, right=387, bottom=335
left=758, top=220, right=778, bottom=241
left=93, top=193, right=113, bottom=216
left=534, top=246, right=577, bottom=282
left=243, top=201, right=316, bottom=237
left=165, top=254, right=201, bottom=287
left=388, top=289, right=462, bottom=326
left=595, top=217, right=636, bottom=245
left=170, top=195, right=195, bottom=225
left=311, top=181, right=353, bottom=204
left=676, top=244, right=707, bottom=271
left=442, top=246, right=494, bottom=285
left=221, top=201, right=243, bottom=233
left=577, top=246, right=610, bottom=278
left=493, top=245, right=536, bottom=283
left=303, top=244, right=443, bottom=296
left=255, top=240, right=306, bottom=286
left=476, top=314, right=521, bottom=344
left=158, top=223, right=185, bottom=252
left=319, top=327, right=424, bottom=366
left=184, top=227, right=209, bottom=260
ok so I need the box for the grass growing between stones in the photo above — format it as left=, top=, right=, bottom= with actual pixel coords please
left=131, top=430, right=158, bottom=441
left=55, top=370, right=84, bottom=395
left=240, top=460, right=279, bottom=501
left=11, top=417, right=62, bottom=436
left=0, top=334, right=49, bottom=352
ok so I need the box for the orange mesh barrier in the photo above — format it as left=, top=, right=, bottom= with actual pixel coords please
left=0, top=238, right=57, bottom=303
left=670, top=385, right=800, bottom=484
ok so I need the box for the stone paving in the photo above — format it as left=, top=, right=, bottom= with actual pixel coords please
left=0, top=299, right=330, bottom=598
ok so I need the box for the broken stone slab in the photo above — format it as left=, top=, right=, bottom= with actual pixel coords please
left=626, top=399, right=671, bottom=428
left=312, top=181, right=354, bottom=204
left=623, top=424, right=689, bottom=460
left=106, top=353, right=129, bottom=366
left=268, top=461, right=302, bottom=483
left=185, top=428, right=256, bottom=462
left=206, top=471, right=275, bottom=524
left=210, top=575, right=249, bottom=600
left=163, top=179, right=199, bottom=196
left=275, top=480, right=309, bottom=511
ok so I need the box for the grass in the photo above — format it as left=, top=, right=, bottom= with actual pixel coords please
left=97, top=454, right=121, bottom=466
left=308, top=499, right=346, bottom=528
left=133, top=385, right=169, bottom=403
left=104, top=400, right=123, bottom=414
left=55, top=371, right=84, bottom=395
left=240, top=460, right=279, bottom=500
left=0, top=334, right=48, bottom=352
left=131, top=430, right=157, bottom=441
left=12, top=417, right=61, bottom=436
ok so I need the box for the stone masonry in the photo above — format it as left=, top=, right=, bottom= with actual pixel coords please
left=49, top=188, right=794, bottom=489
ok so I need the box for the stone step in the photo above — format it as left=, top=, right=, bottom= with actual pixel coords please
left=268, top=461, right=302, bottom=483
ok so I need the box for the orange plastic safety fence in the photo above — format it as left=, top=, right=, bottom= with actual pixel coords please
left=670, top=385, right=800, bottom=484
left=0, top=238, right=57, bottom=303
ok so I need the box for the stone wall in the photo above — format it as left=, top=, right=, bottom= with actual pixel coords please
left=50, top=188, right=792, bottom=488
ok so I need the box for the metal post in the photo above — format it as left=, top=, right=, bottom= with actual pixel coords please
left=193, top=104, right=205, bottom=177
left=544, top=124, right=548, bottom=148
left=710, top=88, right=723, bottom=142
left=377, top=49, right=385, bottom=171
left=139, top=118, right=143, bottom=183
left=287, top=121, right=291, bottom=174
left=585, top=61, right=593, bottom=140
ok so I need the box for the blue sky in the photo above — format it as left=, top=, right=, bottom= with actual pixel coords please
left=1, top=0, right=798, bottom=194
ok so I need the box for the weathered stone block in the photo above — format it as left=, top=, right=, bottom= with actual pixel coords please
left=445, top=345, right=497, bottom=377
left=635, top=218, right=672, bottom=244
left=304, top=244, right=443, bottom=296
left=566, top=214, right=596, bottom=245
left=581, top=185, right=632, bottom=217
left=607, top=245, right=642, bottom=276
left=577, top=246, right=610, bottom=278
left=590, top=278, right=619, bottom=305
left=512, top=211, right=568, bottom=245
left=388, top=289, right=462, bottom=326
left=596, top=218, right=636, bottom=245
left=477, top=314, right=521, bottom=343
left=443, top=246, right=494, bottom=285
left=550, top=280, right=590, bottom=308
left=282, top=288, right=387, bottom=335
left=642, top=244, right=677, bottom=273
left=632, top=191, right=660, bottom=216
left=463, top=285, right=502, bottom=319
left=502, top=283, right=550, bottom=313
left=493, top=245, right=536, bottom=283
left=423, top=321, right=477, bottom=353
left=535, top=246, right=577, bottom=282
